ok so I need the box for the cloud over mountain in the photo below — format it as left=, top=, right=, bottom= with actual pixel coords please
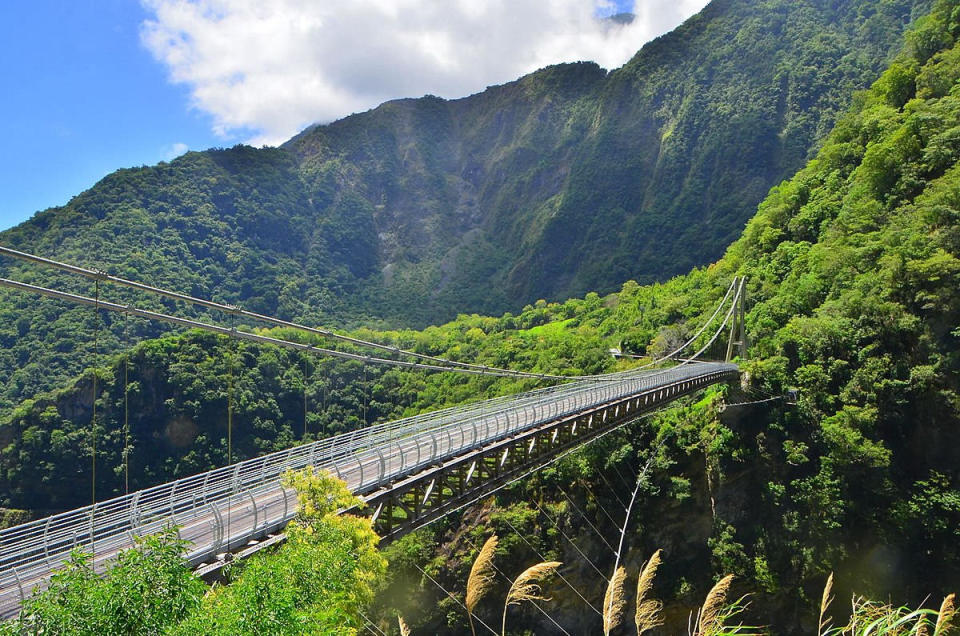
left=140, top=0, right=708, bottom=145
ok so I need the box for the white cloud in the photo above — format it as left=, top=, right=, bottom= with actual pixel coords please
left=163, top=141, right=189, bottom=161
left=140, top=0, right=709, bottom=146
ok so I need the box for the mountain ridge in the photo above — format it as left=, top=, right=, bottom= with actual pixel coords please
left=0, top=0, right=931, bottom=416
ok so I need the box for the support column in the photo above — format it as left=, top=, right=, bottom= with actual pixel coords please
left=726, top=277, right=748, bottom=362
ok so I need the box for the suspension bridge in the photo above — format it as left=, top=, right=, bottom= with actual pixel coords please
left=0, top=246, right=749, bottom=620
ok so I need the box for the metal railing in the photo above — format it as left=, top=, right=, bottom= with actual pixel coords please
left=0, top=361, right=736, bottom=616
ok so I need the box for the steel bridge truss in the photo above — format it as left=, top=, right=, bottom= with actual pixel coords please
left=361, top=366, right=738, bottom=540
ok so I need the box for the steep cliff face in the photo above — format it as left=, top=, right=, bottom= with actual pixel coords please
left=286, top=0, right=932, bottom=318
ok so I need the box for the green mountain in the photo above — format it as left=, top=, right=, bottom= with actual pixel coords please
left=3, top=0, right=960, bottom=631
left=377, top=4, right=960, bottom=629
left=0, top=0, right=931, bottom=417
left=285, top=0, right=931, bottom=313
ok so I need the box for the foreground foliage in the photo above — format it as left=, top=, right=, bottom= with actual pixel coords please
left=1, top=470, right=384, bottom=635
left=170, top=469, right=385, bottom=635
left=0, top=528, right=204, bottom=635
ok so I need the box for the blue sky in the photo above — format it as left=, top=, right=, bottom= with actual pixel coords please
left=0, top=1, right=224, bottom=231
left=0, top=1, right=227, bottom=230
left=0, top=0, right=700, bottom=233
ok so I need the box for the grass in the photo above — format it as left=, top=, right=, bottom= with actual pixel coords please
left=466, top=534, right=499, bottom=636
left=603, top=566, right=627, bottom=635
left=501, top=561, right=562, bottom=636
left=635, top=550, right=664, bottom=634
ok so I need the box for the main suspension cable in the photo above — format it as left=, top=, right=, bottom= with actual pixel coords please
left=0, top=245, right=736, bottom=382
left=627, top=276, right=739, bottom=367
left=0, top=277, right=572, bottom=379
left=681, top=279, right=743, bottom=364
left=0, top=246, right=584, bottom=381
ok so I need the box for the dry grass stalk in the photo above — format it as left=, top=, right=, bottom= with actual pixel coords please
left=936, top=593, right=956, bottom=636
left=397, top=614, right=411, bottom=636
left=603, top=566, right=628, bottom=635
left=501, top=561, right=562, bottom=635
left=466, top=534, right=499, bottom=636
left=505, top=561, right=562, bottom=607
left=635, top=550, right=664, bottom=634
left=695, top=574, right=734, bottom=636
left=818, top=572, right=834, bottom=636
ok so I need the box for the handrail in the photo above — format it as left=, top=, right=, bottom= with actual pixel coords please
left=0, top=361, right=736, bottom=612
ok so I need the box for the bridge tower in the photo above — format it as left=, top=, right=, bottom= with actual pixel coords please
left=725, top=276, right=748, bottom=362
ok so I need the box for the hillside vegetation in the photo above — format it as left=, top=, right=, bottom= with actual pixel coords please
left=365, top=3, right=960, bottom=630
left=3, top=0, right=960, bottom=632
left=0, top=0, right=931, bottom=417
left=5, top=7, right=960, bottom=619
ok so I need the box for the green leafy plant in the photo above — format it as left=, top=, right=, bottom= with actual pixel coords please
left=169, top=468, right=387, bottom=635
left=2, top=526, right=204, bottom=635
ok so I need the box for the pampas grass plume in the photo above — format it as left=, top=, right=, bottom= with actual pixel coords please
left=936, top=593, right=956, bottom=636
left=603, top=566, right=628, bottom=635
left=695, top=574, right=734, bottom=636
left=502, top=561, right=562, bottom=635
left=635, top=550, right=664, bottom=634
left=818, top=572, right=834, bottom=635
left=505, top=561, right=562, bottom=607
left=466, top=534, right=499, bottom=636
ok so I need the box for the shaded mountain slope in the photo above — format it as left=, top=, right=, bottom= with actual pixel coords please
left=285, top=0, right=934, bottom=313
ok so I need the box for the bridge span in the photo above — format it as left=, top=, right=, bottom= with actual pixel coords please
left=0, top=360, right=736, bottom=619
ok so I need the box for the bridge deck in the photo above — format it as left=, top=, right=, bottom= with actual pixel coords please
left=0, top=361, right=737, bottom=619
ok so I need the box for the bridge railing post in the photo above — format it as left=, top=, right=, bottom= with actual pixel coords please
left=42, top=516, right=53, bottom=566
left=168, top=479, right=179, bottom=527
left=395, top=440, right=405, bottom=473
left=209, top=503, right=223, bottom=553
left=88, top=504, right=97, bottom=557
left=377, top=447, right=387, bottom=483
left=247, top=490, right=258, bottom=532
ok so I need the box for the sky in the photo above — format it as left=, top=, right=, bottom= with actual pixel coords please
left=0, top=0, right=709, bottom=232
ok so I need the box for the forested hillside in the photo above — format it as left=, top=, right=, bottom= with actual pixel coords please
left=0, top=0, right=931, bottom=418
left=366, top=6, right=960, bottom=631
left=5, top=0, right=960, bottom=632
left=374, top=3, right=960, bottom=631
